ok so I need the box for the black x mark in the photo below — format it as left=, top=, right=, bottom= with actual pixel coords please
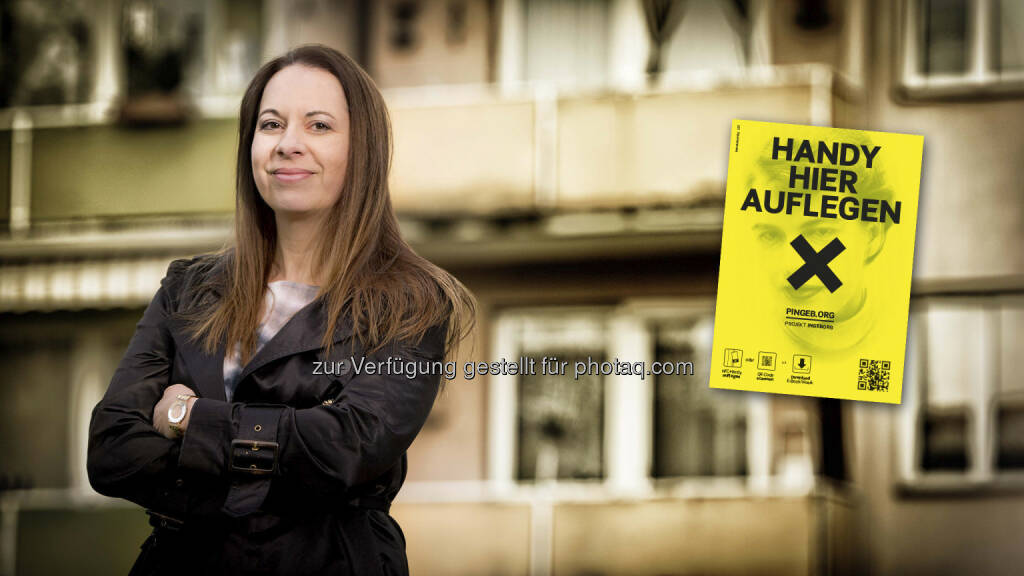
left=787, top=234, right=845, bottom=292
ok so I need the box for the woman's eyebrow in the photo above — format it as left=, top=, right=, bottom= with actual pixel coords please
left=305, top=110, right=335, bottom=119
left=258, top=108, right=335, bottom=119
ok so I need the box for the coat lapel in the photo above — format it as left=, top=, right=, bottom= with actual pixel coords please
left=168, top=296, right=355, bottom=402
left=233, top=297, right=355, bottom=390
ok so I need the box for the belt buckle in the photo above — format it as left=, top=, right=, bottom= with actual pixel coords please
left=229, top=439, right=279, bottom=475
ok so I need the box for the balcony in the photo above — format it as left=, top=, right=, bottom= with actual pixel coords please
left=0, top=63, right=863, bottom=311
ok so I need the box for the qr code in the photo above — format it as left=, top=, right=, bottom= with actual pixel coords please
left=858, top=359, right=890, bottom=391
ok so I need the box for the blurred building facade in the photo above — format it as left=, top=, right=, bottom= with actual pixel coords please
left=0, top=0, right=1022, bottom=575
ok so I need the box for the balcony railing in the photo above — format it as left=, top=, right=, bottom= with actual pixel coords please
left=0, top=64, right=861, bottom=226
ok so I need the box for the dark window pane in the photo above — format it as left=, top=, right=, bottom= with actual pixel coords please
left=446, top=1, right=469, bottom=45
left=0, top=309, right=138, bottom=492
left=220, top=0, right=265, bottom=92
left=819, top=398, right=848, bottom=481
left=517, top=351, right=604, bottom=480
left=994, top=0, right=1024, bottom=72
left=0, top=321, right=73, bottom=489
left=121, top=0, right=205, bottom=96
left=919, top=0, right=969, bottom=75
left=0, top=1, right=94, bottom=107
left=390, top=1, right=421, bottom=51
left=653, top=321, right=746, bottom=478
left=921, top=406, right=970, bottom=471
left=996, top=401, right=1024, bottom=469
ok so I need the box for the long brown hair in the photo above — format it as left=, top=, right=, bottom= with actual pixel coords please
left=180, top=44, right=475, bottom=370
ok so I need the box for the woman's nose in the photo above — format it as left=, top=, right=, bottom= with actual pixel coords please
left=275, top=125, right=306, bottom=156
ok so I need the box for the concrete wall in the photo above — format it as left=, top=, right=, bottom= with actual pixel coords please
left=847, top=2, right=1024, bottom=575
left=556, top=84, right=814, bottom=208
left=853, top=404, right=1024, bottom=575
left=862, top=2, right=1024, bottom=281
left=551, top=498, right=813, bottom=576
left=393, top=501, right=533, bottom=576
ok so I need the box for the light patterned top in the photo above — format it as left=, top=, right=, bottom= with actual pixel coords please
left=223, top=280, right=320, bottom=402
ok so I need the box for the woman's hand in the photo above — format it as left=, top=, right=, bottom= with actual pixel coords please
left=152, top=384, right=198, bottom=439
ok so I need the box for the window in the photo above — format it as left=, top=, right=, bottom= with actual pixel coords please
left=659, top=0, right=753, bottom=76
left=900, top=0, right=1024, bottom=97
left=918, top=302, right=982, bottom=471
left=522, top=0, right=612, bottom=88
left=503, top=310, right=608, bottom=482
left=446, top=1, right=469, bottom=45
left=120, top=0, right=205, bottom=123
left=211, top=0, right=266, bottom=96
left=651, top=316, right=748, bottom=478
left=995, top=297, right=1024, bottom=470
left=918, top=0, right=969, bottom=75
left=994, top=0, right=1024, bottom=72
left=507, top=0, right=762, bottom=90
left=898, top=293, right=1024, bottom=491
left=0, top=0, right=264, bottom=121
left=0, top=309, right=137, bottom=492
left=120, top=0, right=264, bottom=120
left=488, top=300, right=774, bottom=492
left=0, top=0, right=96, bottom=108
left=389, top=1, right=422, bottom=51
left=0, top=335, right=72, bottom=490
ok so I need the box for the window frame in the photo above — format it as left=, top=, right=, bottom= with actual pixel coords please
left=896, top=293, right=1024, bottom=495
left=487, top=298, right=792, bottom=498
left=897, top=0, right=1024, bottom=99
left=497, top=0, right=773, bottom=91
left=0, top=0, right=265, bottom=126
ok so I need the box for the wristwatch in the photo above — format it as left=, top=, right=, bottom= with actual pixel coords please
left=168, top=394, right=196, bottom=438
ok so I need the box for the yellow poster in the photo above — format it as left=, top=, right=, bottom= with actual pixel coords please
left=710, top=119, right=923, bottom=403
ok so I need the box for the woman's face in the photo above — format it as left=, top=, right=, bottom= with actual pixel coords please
left=251, top=64, right=350, bottom=219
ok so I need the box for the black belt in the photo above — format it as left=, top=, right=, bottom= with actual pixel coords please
left=223, top=405, right=281, bottom=517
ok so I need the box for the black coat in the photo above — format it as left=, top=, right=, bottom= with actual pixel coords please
left=87, top=255, right=448, bottom=576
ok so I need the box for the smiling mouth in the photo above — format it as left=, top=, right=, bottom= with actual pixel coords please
left=272, top=170, right=314, bottom=182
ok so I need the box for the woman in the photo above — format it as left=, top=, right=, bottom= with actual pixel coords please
left=87, top=44, right=475, bottom=575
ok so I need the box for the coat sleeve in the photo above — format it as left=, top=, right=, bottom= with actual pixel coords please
left=176, top=315, right=448, bottom=514
left=86, top=260, right=225, bottom=521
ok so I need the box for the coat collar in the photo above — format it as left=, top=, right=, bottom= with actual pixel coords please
left=169, top=296, right=355, bottom=402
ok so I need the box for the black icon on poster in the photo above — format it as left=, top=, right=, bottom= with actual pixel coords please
left=724, top=348, right=743, bottom=368
left=788, top=234, right=845, bottom=292
left=793, top=354, right=812, bottom=373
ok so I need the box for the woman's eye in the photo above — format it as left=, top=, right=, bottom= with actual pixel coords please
left=260, top=120, right=281, bottom=130
left=312, top=121, right=331, bottom=131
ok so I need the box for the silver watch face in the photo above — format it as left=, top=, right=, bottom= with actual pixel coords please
left=168, top=400, right=187, bottom=424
